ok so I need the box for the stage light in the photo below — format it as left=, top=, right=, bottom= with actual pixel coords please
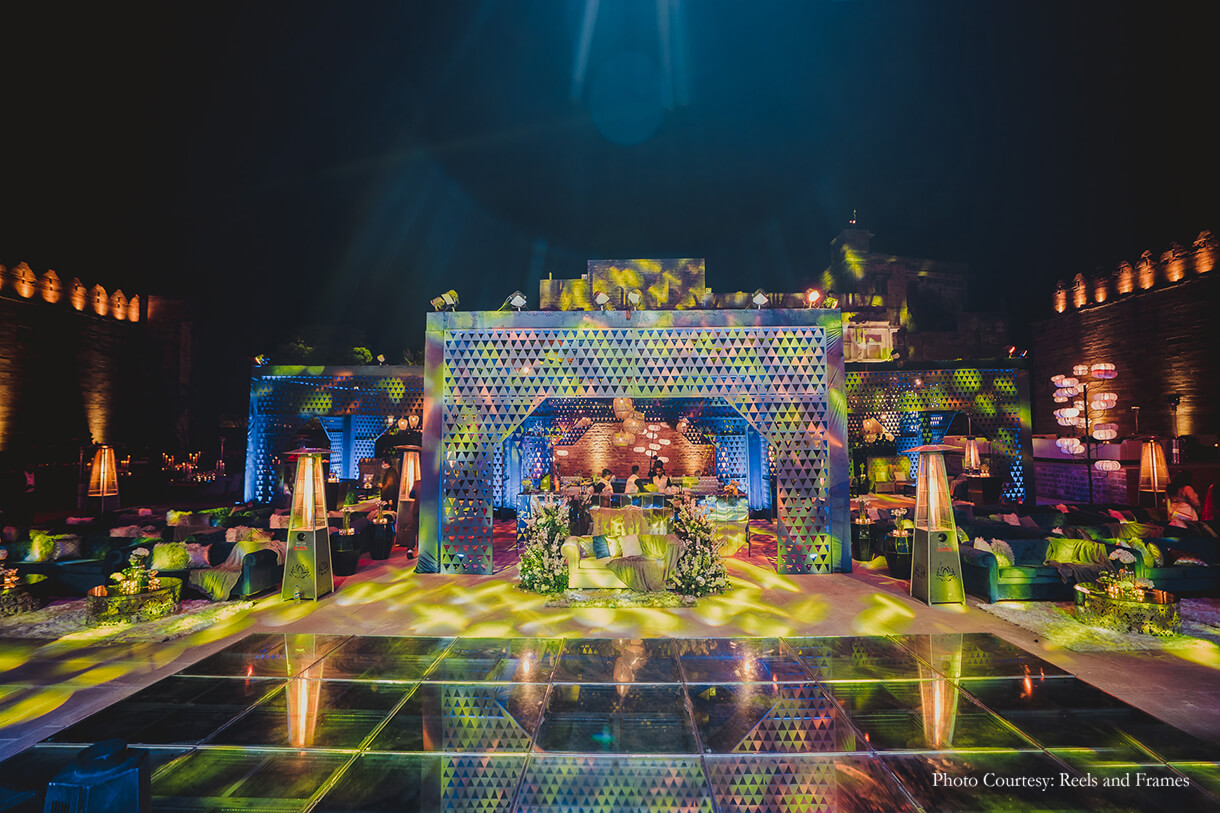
left=752, top=289, right=769, bottom=309
left=626, top=289, right=642, bottom=308
left=594, top=291, right=611, bottom=309
left=253, top=354, right=269, bottom=366
left=805, top=289, right=822, bottom=308
left=430, top=290, right=460, bottom=311
left=503, top=291, right=527, bottom=311
left=376, top=354, right=386, bottom=365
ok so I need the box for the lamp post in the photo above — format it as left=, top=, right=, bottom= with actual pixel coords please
left=281, top=447, right=334, bottom=601
left=909, top=444, right=965, bottom=606
left=1051, top=363, right=1118, bottom=504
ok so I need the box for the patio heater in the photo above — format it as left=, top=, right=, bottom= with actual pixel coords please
left=1139, top=437, right=1169, bottom=512
left=281, top=447, right=334, bottom=601
left=88, top=445, right=120, bottom=513
left=909, top=444, right=965, bottom=606
left=395, top=444, right=423, bottom=554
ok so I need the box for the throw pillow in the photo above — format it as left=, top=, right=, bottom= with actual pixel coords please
left=23, top=532, right=54, bottom=563
left=52, top=535, right=82, bottom=561
left=1171, top=553, right=1208, bottom=567
left=1000, top=513, right=1020, bottom=526
left=1107, top=509, right=1127, bottom=523
left=185, top=543, right=212, bottom=569
left=972, top=538, right=992, bottom=552
left=618, top=534, right=643, bottom=557
left=166, top=510, right=193, bottom=527
left=988, top=539, right=1015, bottom=568
left=577, top=537, right=597, bottom=559
left=1144, top=541, right=1165, bottom=568
left=866, top=507, right=881, bottom=521
left=151, top=542, right=190, bottom=571
left=592, top=535, right=612, bottom=560
left=1018, top=515, right=1041, bottom=530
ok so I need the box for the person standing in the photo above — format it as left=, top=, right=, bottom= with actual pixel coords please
left=378, top=459, right=400, bottom=511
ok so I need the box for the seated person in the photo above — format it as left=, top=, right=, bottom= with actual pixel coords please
left=624, top=465, right=641, bottom=494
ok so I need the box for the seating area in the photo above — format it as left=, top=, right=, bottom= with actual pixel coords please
left=855, top=500, right=1220, bottom=602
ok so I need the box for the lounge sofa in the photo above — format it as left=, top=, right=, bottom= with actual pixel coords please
left=1126, top=536, right=1220, bottom=597
left=561, top=533, right=682, bottom=590
left=960, top=537, right=1122, bottom=603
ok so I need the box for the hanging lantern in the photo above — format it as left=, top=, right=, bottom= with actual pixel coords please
left=1072, top=365, right=1090, bottom=376
left=612, top=431, right=632, bottom=447
left=1062, top=378, right=1079, bottom=388
left=658, top=456, right=669, bottom=464
left=1051, top=374, right=1065, bottom=386
left=632, top=446, right=646, bottom=453
left=963, top=438, right=981, bottom=473
left=1053, top=394, right=1069, bottom=403
left=1089, top=363, right=1117, bottom=379
left=1092, top=423, right=1118, bottom=441
left=658, top=438, right=671, bottom=446
left=612, top=397, right=634, bottom=419
left=1091, top=393, right=1118, bottom=410
left=555, top=449, right=569, bottom=457
left=624, top=414, right=645, bottom=435
left=1094, top=459, right=1121, bottom=472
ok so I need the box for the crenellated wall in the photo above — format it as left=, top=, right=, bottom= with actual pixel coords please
left=1034, top=231, right=1220, bottom=440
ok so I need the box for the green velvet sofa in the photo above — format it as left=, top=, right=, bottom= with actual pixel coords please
left=960, top=537, right=1122, bottom=603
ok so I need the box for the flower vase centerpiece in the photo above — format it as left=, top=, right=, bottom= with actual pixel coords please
left=668, top=497, right=727, bottom=597
left=109, top=547, right=160, bottom=596
left=332, top=495, right=362, bottom=577
left=519, top=502, right=570, bottom=594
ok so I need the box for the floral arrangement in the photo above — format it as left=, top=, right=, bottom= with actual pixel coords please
left=1096, top=569, right=1153, bottom=600
left=0, top=549, right=16, bottom=591
left=668, top=497, right=727, bottom=597
left=109, top=547, right=161, bottom=596
left=518, top=503, right=570, bottom=594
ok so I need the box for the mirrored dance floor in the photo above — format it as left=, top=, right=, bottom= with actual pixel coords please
left=2, top=633, right=1217, bottom=811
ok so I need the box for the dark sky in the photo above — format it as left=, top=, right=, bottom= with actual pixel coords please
left=4, top=1, right=1219, bottom=356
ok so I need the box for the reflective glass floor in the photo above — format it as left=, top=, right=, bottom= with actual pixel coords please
left=1, top=632, right=1217, bottom=812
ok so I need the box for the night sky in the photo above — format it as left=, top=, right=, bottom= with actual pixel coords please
left=5, top=1, right=1219, bottom=357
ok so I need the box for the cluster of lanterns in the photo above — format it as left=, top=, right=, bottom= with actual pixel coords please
left=1051, top=362, right=1121, bottom=471
left=607, top=397, right=677, bottom=464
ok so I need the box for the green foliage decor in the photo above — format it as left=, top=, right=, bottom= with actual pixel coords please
left=518, top=503, right=570, bottom=594
left=668, top=497, right=728, bottom=597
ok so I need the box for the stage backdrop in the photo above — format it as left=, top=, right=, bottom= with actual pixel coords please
left=420, top=309, right=849, bottom=575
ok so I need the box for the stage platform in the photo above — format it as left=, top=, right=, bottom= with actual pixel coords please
left=2, top=632, right=1218, bottom=811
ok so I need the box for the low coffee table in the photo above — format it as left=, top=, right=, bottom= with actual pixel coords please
left=86, top=577, right=183, bottom=626
left=1074, top=581, right=1181, bottom=637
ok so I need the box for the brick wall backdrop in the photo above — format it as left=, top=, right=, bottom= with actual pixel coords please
left=555, top=422, right=715, bottom=479
left=1032, top=273, right=1219, bottom=440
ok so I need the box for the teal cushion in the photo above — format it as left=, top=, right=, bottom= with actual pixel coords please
left=592, top=535, right=611, bottom=560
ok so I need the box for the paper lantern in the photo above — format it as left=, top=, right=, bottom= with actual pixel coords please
left=1051, top=374, right=1065, bottom=385
left=1089, top=363, right=1117, bottom=379
left=623, top=415, right=645, bottom=435
left=1091, top=393, right=1118, bottom=409
left=658, top=438, right=671, bottom=446
left=648, top=443, right=661, bottom=451
left=555, top=449, right=569, bottom=457
left=647, top=424, right=661, bottom=432
left=1094, top=459, right=1121, bottom=472
left=1062, top=378, right=1079, bottom=388
left=1092, top=423, right=1118, bottom=441
left=1053, top=394, right=1069, bottom=403
left=632, top=446, right=646, bottom=453
left=612, top=431, right=631, bottom=447
left=658, top=456, right=669, bottom=464
left=612, top=397, right=634, bottom=418
left=1072, top=365, right=1090, bottom=376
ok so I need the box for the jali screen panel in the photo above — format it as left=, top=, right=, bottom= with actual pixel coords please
left=420, top=309, right=848, bottom=575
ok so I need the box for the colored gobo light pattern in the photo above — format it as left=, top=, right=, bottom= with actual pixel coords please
left=421, top=309, right=849, bottom=575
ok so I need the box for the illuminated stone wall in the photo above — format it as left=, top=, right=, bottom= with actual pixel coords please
left=554, top=422, right=715, bottom=480
left=1034, top=238, right=1219, bottom=440
left=422, top=309, right=849, bottom=575
left=0, top=267, right=186, bottom=457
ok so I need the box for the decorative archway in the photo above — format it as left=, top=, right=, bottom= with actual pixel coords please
left=420, top=309, right=848, bottom=575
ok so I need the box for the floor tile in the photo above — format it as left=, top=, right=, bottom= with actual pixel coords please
left=178, top=633, right=348, bottom=678
left=207, top=680, right=409, bottom=749
left=535, top=684, right=696, bottom=754
left=893, top=632, right=1070, bottom=679
left=0, top=744, right=189, bottom=812
left=689, top=682, right=864, bottom=753
left=551, top=638, right=680, bottom=683
left=677, top=638, right=809, bottom=683
left=48, top=676, right=283, bottom=745
left=368, top=682, right=546, bottom=752
left=308, top=636, right=453, bottom=681
left=423, top=637, right=561, bottom=682
left=960, top=676, right=1217, bottom=762
left=705, top=753, right=919, bottom=812
left=515, top=754, right=713, bottom=812
left=152, top=747, right=350, bottom=811
left=311, top=753, right=525, bottom=812
left=825, top=680, right=1034, bottom=751
left=785, top=635, right=927, bottom=682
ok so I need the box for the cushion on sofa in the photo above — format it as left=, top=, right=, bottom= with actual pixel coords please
left=592, top=535, right=612, bottom=559
left=151, top=542, right=190, bottom=571
left=618, top=534, right=642, bottom=557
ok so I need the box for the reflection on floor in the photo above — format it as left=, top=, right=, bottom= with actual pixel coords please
left=2, top=632, right=1217, bottom=812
